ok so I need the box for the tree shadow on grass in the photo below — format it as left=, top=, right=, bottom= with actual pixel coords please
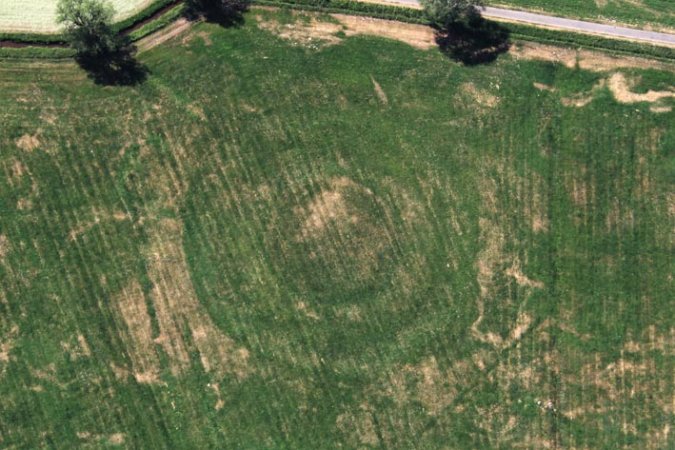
left=435, top=17, right=511, bottom=66
left=184, top=0, right=249, bottom=28
left=76, top=37, right=148, bottom=86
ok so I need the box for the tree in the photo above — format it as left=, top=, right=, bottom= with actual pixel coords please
left=57, top=0, right=118, bottom=57
left=420, top=0, right=485, bottom=29
left=185, top=0, right=251, bottom=25
left=56, top=0, right=146, bottom=85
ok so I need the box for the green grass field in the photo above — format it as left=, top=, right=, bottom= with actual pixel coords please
left=495, top=0, right=675, bottom=31
left=0, top=10, right=673, bottom=448
left=0, top=0, right=154, bottom=33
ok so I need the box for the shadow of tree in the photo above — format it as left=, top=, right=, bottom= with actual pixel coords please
left=76, top=36, right=148, bottom=86
left=184, top=0, right=249, bottom=28
left=435, top=17, right=511, bottom=65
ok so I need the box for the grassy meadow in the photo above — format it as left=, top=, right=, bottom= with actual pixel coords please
left=495, top=0, right=675, bottom=31
left=0, top=10, right=673, bottom=449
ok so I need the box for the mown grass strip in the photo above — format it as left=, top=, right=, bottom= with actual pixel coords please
left=127, top=3, right=187, bottom=41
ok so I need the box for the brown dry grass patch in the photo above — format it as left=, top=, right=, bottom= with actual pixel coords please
left=113, top=279, right=161, bottom=384
left=255, top=9, right=435, bottom=50
left=256, top=13, right=343, bottom=47
left=509, top=41, right=675, bottom=72
left=146, top=217, right=250, bottom=379
left=459, top=82, right=499, bottom=109
left=533, top=82, right=555, bottom=92
left=336, top=404, right=380, bottom=447
left=371, top=76, right=388, bottom=104
left=15, top=133, right=40, bottom=152
left=0, top=325, right=19, bottom=367
left=298, top=177, right=363, bottom=237
left=137, top=18, right=193, bottom=52
left=0, top=234, right=8, bottom=261
left=608, top=72, right=675, bottom=103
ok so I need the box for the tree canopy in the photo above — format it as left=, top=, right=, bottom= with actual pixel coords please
left=57, top=0, right=146, bottom=85
left=185, top=0, right=251, bottom=25
left=57, top=0, right=118, bottom=57
left=420, top=0, right=485, bottom=29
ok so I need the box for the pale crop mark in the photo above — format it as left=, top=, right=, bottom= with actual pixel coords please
left=371, top=76, right=388, bottom=105
left=15, top=133, right=40, bottom=152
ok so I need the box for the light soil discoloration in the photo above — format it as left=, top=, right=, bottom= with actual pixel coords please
left=0, top=235, right=8, bottom=261
left=256, top=14, right=343, bottom=47
left=561, top=79, right=606, bottom=108
left=76, top=432, right=126, bottom=446
left=525, top=173, right=549, bottom=232
left=505, top=258, right=544, bottom=289
left=649, top=105, right=672, bottom=113
left=187, top=103, right=207, bottom=121
left=256, top=9, right=436, bottom=50
left=509, top=41, right=675, bottom=72
left=533, top=82, right=555, bottom=92
left=295, top=301, right=320, bottom=320
left=295, top=176, right=394, bottom=285
left=471, top=166, right=542, bottom=349
left=336, top=404, right=380, bottom=447
left=15, top=133, right=40, bottom=152
left=335, top=14, right=435, bottom=49
left=567, top=165, right=595, bottom=209
left=298, top=177, right=363, bottom=237
left=67, top=208, right=131, bottom=242
left=335, top=304, right=362, bottom=322
left=459, top=82, right=499, bottom=109
left=146, top=217, right=250, bottom=379
left=0, top=325, right=19, bottom=367
left=607, top=72, right=675, bottom=104
left=113, top=279, right=161, bottom=384
left=7, top=159, right=27, bottom=186
left=61, top=333, right=92, bottom=361
left=371, top=76, right=388, bottom=105
left=383, top=356, right=462, bottom=416
left=209, top=382, right=225, bottom=410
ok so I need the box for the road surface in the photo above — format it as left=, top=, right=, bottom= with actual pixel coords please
left=365, top=0, right=675, bottom=48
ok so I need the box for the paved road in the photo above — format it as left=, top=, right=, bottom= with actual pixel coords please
left=367, top=0, right=675, bottom=48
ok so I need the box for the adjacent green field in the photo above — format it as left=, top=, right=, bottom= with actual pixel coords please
left=496, top=0, right=675, bottom=32
left=1, top=10, right=673, bottom=448
left=0, top=0, right=155, bottom=33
